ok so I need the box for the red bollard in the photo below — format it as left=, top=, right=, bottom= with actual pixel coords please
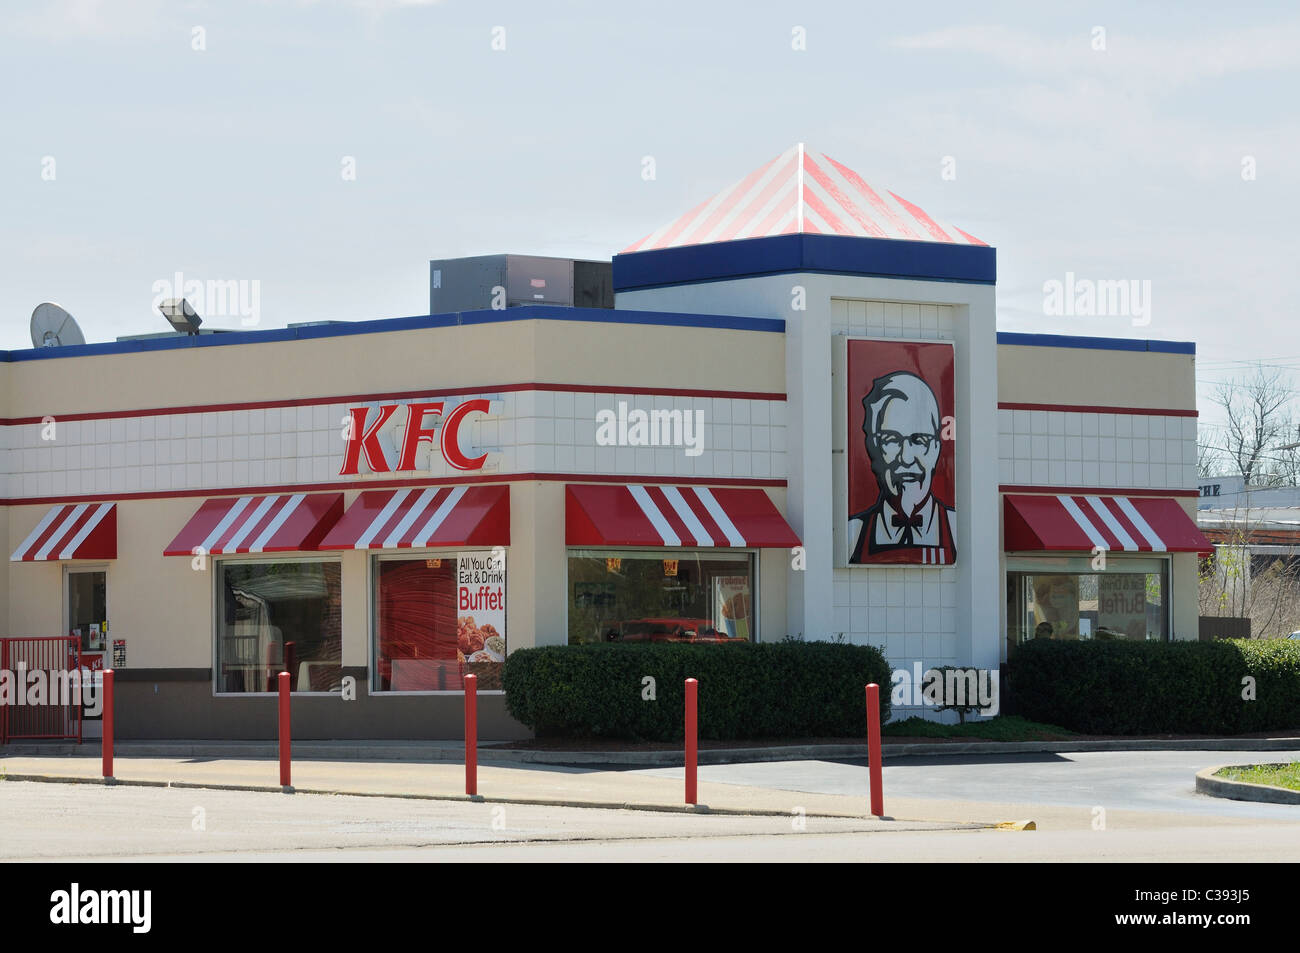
left=866, top=683, right=883, bottom=817
left=102, top=669, right=115, bottom=780
left=685, top=677, right=698, bottom=805
left=278, top=671, right=291, bottom=789
left=464, top=674, right=478, bottom=796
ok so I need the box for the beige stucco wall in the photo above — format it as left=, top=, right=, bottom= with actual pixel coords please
left=997, top=344, right=1196, bottom=410
left=1172, top=503, right=1201, bottom=642
left=5, top=492, right=526, bottom=671
left=0, top=506, right=8, bottom=641
left=8, top=498, right=212, bottom=665
left=3, top=319, right=786, bottom=420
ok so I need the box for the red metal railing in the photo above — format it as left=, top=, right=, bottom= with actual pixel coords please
left=0, top=636, right=83, bottom=744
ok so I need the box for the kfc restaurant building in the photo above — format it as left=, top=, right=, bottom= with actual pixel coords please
left=1, top=145, right=1209, bottom=740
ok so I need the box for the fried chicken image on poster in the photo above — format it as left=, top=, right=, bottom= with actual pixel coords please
left=846, top=340, right=956, bottom=566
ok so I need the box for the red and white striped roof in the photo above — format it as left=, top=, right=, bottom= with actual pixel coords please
left=11, top=503, right=117, bottom=562
left=566, top=484, right=800, bottom=548
left=319, top=485, right=510, bottom=550
left=164, top=493, right=343, bottom=556
left=1004, top=494, right=1211, bottom=554
left=622, top=143, right=986, bottom=253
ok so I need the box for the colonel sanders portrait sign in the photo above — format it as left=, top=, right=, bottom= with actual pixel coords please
left=845, top=339, right=956, bottom=566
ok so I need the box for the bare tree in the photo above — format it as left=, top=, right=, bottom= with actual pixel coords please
left=1197, top=429, right=1223, bottom=478
left=1211, top=365, right=1293, bottom=485
left=1199, top=515, right=1300, bottom=638
left=1200, top=366, right=1300, bottom=637
left=1261, top=414, right=1300, bottom=486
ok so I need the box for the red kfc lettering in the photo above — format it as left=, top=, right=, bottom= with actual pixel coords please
left=339, top=405, right=398, bottom=475
left=396, top=402, right=445, bottom=471
left=459, top=586, right=502, bottom=611
left=441, top=398, right=491, bottom=471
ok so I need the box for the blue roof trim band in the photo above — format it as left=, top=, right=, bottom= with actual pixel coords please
left=996, top=331, right=1195, bottom=355
left=613, top=233, right=997, bottom=291
left=456, top=307, right=784, bottom=333
left=0, top=306, right=785, bottom=362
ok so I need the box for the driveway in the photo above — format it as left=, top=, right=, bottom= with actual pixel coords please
left=633, top=749, right=1300, bottom=820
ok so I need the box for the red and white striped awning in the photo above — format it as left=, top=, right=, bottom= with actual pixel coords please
left=622, top=143, right=986, bottom=253
left=164, top=493, right=343, bottom=556
left=566, top=484, right=800, bottom=548
left=11, top=503, right=117, bottom=561
left=319, top=485, right=510, bottom=550
left=1004, top=494, right=1211, bottom=554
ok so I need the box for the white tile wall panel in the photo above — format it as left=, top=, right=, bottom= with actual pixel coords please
left=2, top=390, right=789, bottom=498
left=996, top=408, right=1198, bottom=490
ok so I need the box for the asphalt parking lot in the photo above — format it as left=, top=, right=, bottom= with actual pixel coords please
left=634, top=749, right=1300, bottom=820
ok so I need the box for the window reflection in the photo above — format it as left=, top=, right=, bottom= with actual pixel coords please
left=567, top=551, right=755, bottom=645
left=1007, top=567, right=1167, bottom=654
left=217, top=561, right=342, bottom=693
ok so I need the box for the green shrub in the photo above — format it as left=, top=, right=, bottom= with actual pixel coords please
left=1006, top=638, right=1300, bottom=735
left=1235, top=639, right=1300, bottom=733
left=503, top=641, right=892, bottom=741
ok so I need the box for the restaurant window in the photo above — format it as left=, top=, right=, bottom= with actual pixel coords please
left=567, top=550, right=756, bottom=645
left=1005, top=556, right=1169, bottom=657
left=373, top=551, right=506, bottom=693
left=216, top=559, right=342, bottom=693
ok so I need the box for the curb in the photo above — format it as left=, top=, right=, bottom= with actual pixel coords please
left=6, top=737, right=1300, bottom=766
left=1195, top=765, right=1300, bottom=805
left=0, top=771, right=984, bottom=827
left=476, top=738, right=1300, bottom=764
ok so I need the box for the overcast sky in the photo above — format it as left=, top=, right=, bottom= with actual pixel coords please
left=2, top=1, right=1297, bottom=429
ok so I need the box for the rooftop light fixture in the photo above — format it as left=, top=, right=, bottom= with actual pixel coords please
left=158, top=298, right=202, bottom=335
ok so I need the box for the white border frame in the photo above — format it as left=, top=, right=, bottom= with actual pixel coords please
left=832, top=334, right=958, bottom=569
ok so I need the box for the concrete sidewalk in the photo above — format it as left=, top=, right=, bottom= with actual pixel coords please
left=0, top=752, right=1280, bottom=833
left=0, top=753, right=945, bottom=823
left=8, top=734, right=1300, bottom=765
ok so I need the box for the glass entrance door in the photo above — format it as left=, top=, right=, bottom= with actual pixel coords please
left=65, top=567, right=108, bottom=736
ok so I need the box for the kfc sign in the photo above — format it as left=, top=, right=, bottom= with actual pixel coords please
left=340, top=398, right=492, bottom=475
left=844, top=339, right=957, bottom=567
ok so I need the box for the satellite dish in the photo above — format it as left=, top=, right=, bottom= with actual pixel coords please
left=30, top=302, right=86, bottom=348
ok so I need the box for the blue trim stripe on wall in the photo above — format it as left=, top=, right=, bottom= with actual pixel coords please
left=0, top=305, right=786, bottom=362
left=996, top=331, right=1195, bottom=355
left=613, top=233, right=997, bottom=292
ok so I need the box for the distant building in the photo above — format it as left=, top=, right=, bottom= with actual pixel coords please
left=1197, top=474, right=1300, bottom=511
left=1197, top=479, right=1300, bottom=633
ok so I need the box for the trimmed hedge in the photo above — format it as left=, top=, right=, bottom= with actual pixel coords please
left=1006, top=638, right=1300, bottom=735
left=503, top=641, right=892, bottom=741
